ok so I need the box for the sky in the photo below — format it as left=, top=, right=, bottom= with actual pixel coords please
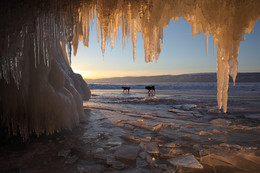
left=72, top=17, right=260, bottom=79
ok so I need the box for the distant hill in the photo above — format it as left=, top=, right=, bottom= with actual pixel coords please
left=85, top=73, right=260, bottom=83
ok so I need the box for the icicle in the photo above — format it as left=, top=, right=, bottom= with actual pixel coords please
left=222, top=58, right=230, bottom=113
left=229, top=56, right=238, bottom=86
left=33, top=33, right=37, bottom=68
left=229, top=41, right=240, bottom=86
left=217, top=50, right=224, bottom=110
left=101, top=25, right=106, bottom=56
left=86, top=16, right=90, bottom=48
left=213, top=39, right=216, bottom=56
left=131, top=18, right=137, bottom=61
left=43, top=37, right=46, bottom=66
left=118, top=19, right=121, bottom=41
left=91, top=5, right=95, bottom=29
left=205, top=33, right=208, bottom=56
left=217, top=48, right=231, bottom=113
left=96, top=17, right=99, bottom=43
left=37, top=17, right=40, bottom=65
left=110, top=24, right=115, bottom=50
left=122, top=21, right=126, bottom=49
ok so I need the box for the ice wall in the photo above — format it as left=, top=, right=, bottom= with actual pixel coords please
left=0, top=0, right=91, bottom=139
left=0, top=0, right=259, bottom=138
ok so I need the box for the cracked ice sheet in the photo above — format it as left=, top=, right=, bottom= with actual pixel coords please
left=81, top=105, right=260, bottom=172
left=85, top=87, right=260, bottom=146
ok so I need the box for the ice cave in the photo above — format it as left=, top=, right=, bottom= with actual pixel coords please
left=0, top=0, right=260, bottom=139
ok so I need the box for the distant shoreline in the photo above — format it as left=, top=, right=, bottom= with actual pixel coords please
left=85, top=72, right=260, bottom=84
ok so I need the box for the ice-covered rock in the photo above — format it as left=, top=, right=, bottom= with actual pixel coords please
left=212, top=129, right=222, bottom=134
left=95, top=148, right=105, bottom=153
left=141, top=114, right=156, bottom=119
left=112, top=161, right=125, bottom=170
left=207, top=107, right=222, bottom=114
left=145, top=143, right=159, bottom=154
left=193, top=112, right=203, bottom=118
left=181, top=104, right=197, bottom=110
left=168, top=155, right=203, bottom=169
left=139, top=152, right=147, bottom=160
left=168, top=109, right=186, bottom=114
left=173, top=105, right=182, bottom=109
left=161, top=148, right=184, bottom=158
left=219, top=143, right=243, bottom=150
left=136, top=157, right=148, bottom=168
left=193, top=144, right=202, bottom=151
left=115, top=145, right=140, bottom=161
left=107, top=141, right=122, bottom=147
left=169, top=109, right=195, bottom=117
left=164, top=142, right=178, bottom=148
left=146, top=154, right=156, bottom=166
left=180, top=135, right=193, bottom=141
left=200, top=151, right=260, bottom=172
left=177, top=112, right=194, bottom=117
left=155, top=163, right=167, bottom=170
left=128, top=120, right=149, bottom=129
left=123, top=124, right=135, bottom=130
left=199, top=131, right=212, bottom=136
left=210, top=118, right=231, bottom=126
left=152, top=124, right=163, bottom=132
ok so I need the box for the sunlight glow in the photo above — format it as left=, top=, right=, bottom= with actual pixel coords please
left=73, top=70, right=95, bottom=79
left=73, top=69, right=196, bottom=79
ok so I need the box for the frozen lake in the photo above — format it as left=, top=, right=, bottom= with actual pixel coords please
left=81, top=82, right=260, bottom=172
left=1, top=82, right=260, bottom=172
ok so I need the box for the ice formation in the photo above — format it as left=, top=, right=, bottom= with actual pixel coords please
left=0, top=0, right=260, bottom=138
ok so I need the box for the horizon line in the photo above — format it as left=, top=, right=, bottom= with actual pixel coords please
left=83, top=71, right=260, bottom=80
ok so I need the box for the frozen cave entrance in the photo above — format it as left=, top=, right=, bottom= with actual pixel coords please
left=0, top=0, right=260, bottom=139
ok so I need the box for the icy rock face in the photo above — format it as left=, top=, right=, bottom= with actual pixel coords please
left=0, top=0, right=260, bottom=138
left=0, top=1, right=91, bottom=139
left=0, top=41, right=91, bottom=139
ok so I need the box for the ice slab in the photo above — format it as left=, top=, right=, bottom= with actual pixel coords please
left=168, top=155, right=203, bottom=169
left=115, top=145, right=140, bottom=161
left=145, top=143, right=160, bottom=154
